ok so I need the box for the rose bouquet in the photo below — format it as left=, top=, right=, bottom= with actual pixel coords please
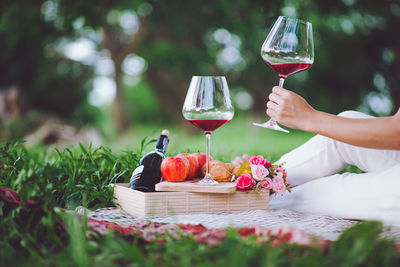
left=235, top=155, right=290, bottom=194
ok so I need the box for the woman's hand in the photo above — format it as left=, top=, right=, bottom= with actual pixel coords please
left=266, top=87, right=400, bottom=149
left=266, top=86, right=316, bottom=131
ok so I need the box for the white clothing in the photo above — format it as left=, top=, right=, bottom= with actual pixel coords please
left=270, top=111, right=400, bottom=226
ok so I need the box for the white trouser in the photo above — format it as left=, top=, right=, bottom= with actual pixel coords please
left=269, top=111, right=400, bottom=226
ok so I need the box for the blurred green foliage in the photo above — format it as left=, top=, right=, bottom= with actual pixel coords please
left=0, top=0, right=95, bottom=120
left=124, top=80, right=164, bottom=124
left=0, top=0, right=399, bottom=135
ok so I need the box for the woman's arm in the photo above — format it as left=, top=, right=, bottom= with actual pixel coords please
left=267, top=86, right=400, bottom=150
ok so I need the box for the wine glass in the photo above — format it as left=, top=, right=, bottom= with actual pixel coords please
left=182, top=76, right=234, bottom=185
left=253, top=16, right=314, bottom=133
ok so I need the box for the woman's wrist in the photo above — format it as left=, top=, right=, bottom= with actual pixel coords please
left=303, top=109, right=322, bottom=133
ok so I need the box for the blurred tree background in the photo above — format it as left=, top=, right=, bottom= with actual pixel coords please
left=0, top=0, right=399, bottom=144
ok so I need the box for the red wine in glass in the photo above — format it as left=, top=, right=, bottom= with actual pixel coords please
left=183, top=76, right=234, bottom=185
left=267, top=62, right=312, bottom=79
left=253, top=16, right=314, bottom=133
left=187, top=119, right=231, bottom=134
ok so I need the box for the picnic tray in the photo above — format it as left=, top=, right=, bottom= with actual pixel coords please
left=155, top=180, right=237, bottom=193
left=113, top=183, right=269, bottom=217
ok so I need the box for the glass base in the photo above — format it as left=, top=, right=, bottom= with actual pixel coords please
left=197, top=174, right=219, bottom=185
left=253, top=120, right=289, bottom=133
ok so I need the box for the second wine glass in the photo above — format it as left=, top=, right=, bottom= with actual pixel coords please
left=182, top=76, right=234, bottom=185
left=253, top=16, right=314, bottom=133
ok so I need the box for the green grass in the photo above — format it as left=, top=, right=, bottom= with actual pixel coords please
left=108, top=115, right=314, bottom=162
left=0, top=140, right=394, bottom=266
left=0, top=141, right=141, bottom=210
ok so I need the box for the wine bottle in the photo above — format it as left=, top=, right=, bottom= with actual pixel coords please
left=128, top=130, right=169, bottom=192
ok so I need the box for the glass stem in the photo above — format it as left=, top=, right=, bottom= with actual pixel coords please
left=205, top=133, right=211, bottom=177
left=267, top=77, right=285, bottom=127
left=279, top=77, right=285, bottom=87
left=268, top=77, right=286, bottom=125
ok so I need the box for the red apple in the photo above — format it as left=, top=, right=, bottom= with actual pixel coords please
left=176, top=153, right=199, bottom=179
left=191, top=152, right=213, bottom=176
left=161, top=156, right=189, bottom=182
left=192, top=152, right=212, bottom=169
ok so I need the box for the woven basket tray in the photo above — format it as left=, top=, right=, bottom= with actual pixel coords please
left=113, top=183, right=269, bottom=217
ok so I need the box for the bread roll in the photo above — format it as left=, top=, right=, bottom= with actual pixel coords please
left=201, top=160, right=234, bottom=182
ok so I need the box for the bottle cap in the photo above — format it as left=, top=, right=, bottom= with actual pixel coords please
left=161, top=129, right=170, bottom=136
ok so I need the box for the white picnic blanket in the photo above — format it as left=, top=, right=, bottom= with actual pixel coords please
left=87, top=207, right=400, bottom=241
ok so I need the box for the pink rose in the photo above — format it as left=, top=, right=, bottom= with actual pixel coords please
left=250, top=164, right=269, bottom=181
left=249, top=155, right=271, bottom=168
left=257, top=178, right=273, bottom=191
left=272, top=177, right=286, bottom=194
left=276, top=167, right=287, bottom=176
left=236, top=173, right=255, bottom=191
left=249, top=155, right=265, bottom=165
left=264, top=159, right=271, bottom=168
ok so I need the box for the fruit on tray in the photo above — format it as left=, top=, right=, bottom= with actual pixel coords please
left=201, top=160, right=240, bottom=182
left=160, top=153, right=238, bottom=182
left=191, top=152, right=213, bottom=177
left=176, top=153, right=199, bottom=179
left=161, top=156, right=190, bottom=182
